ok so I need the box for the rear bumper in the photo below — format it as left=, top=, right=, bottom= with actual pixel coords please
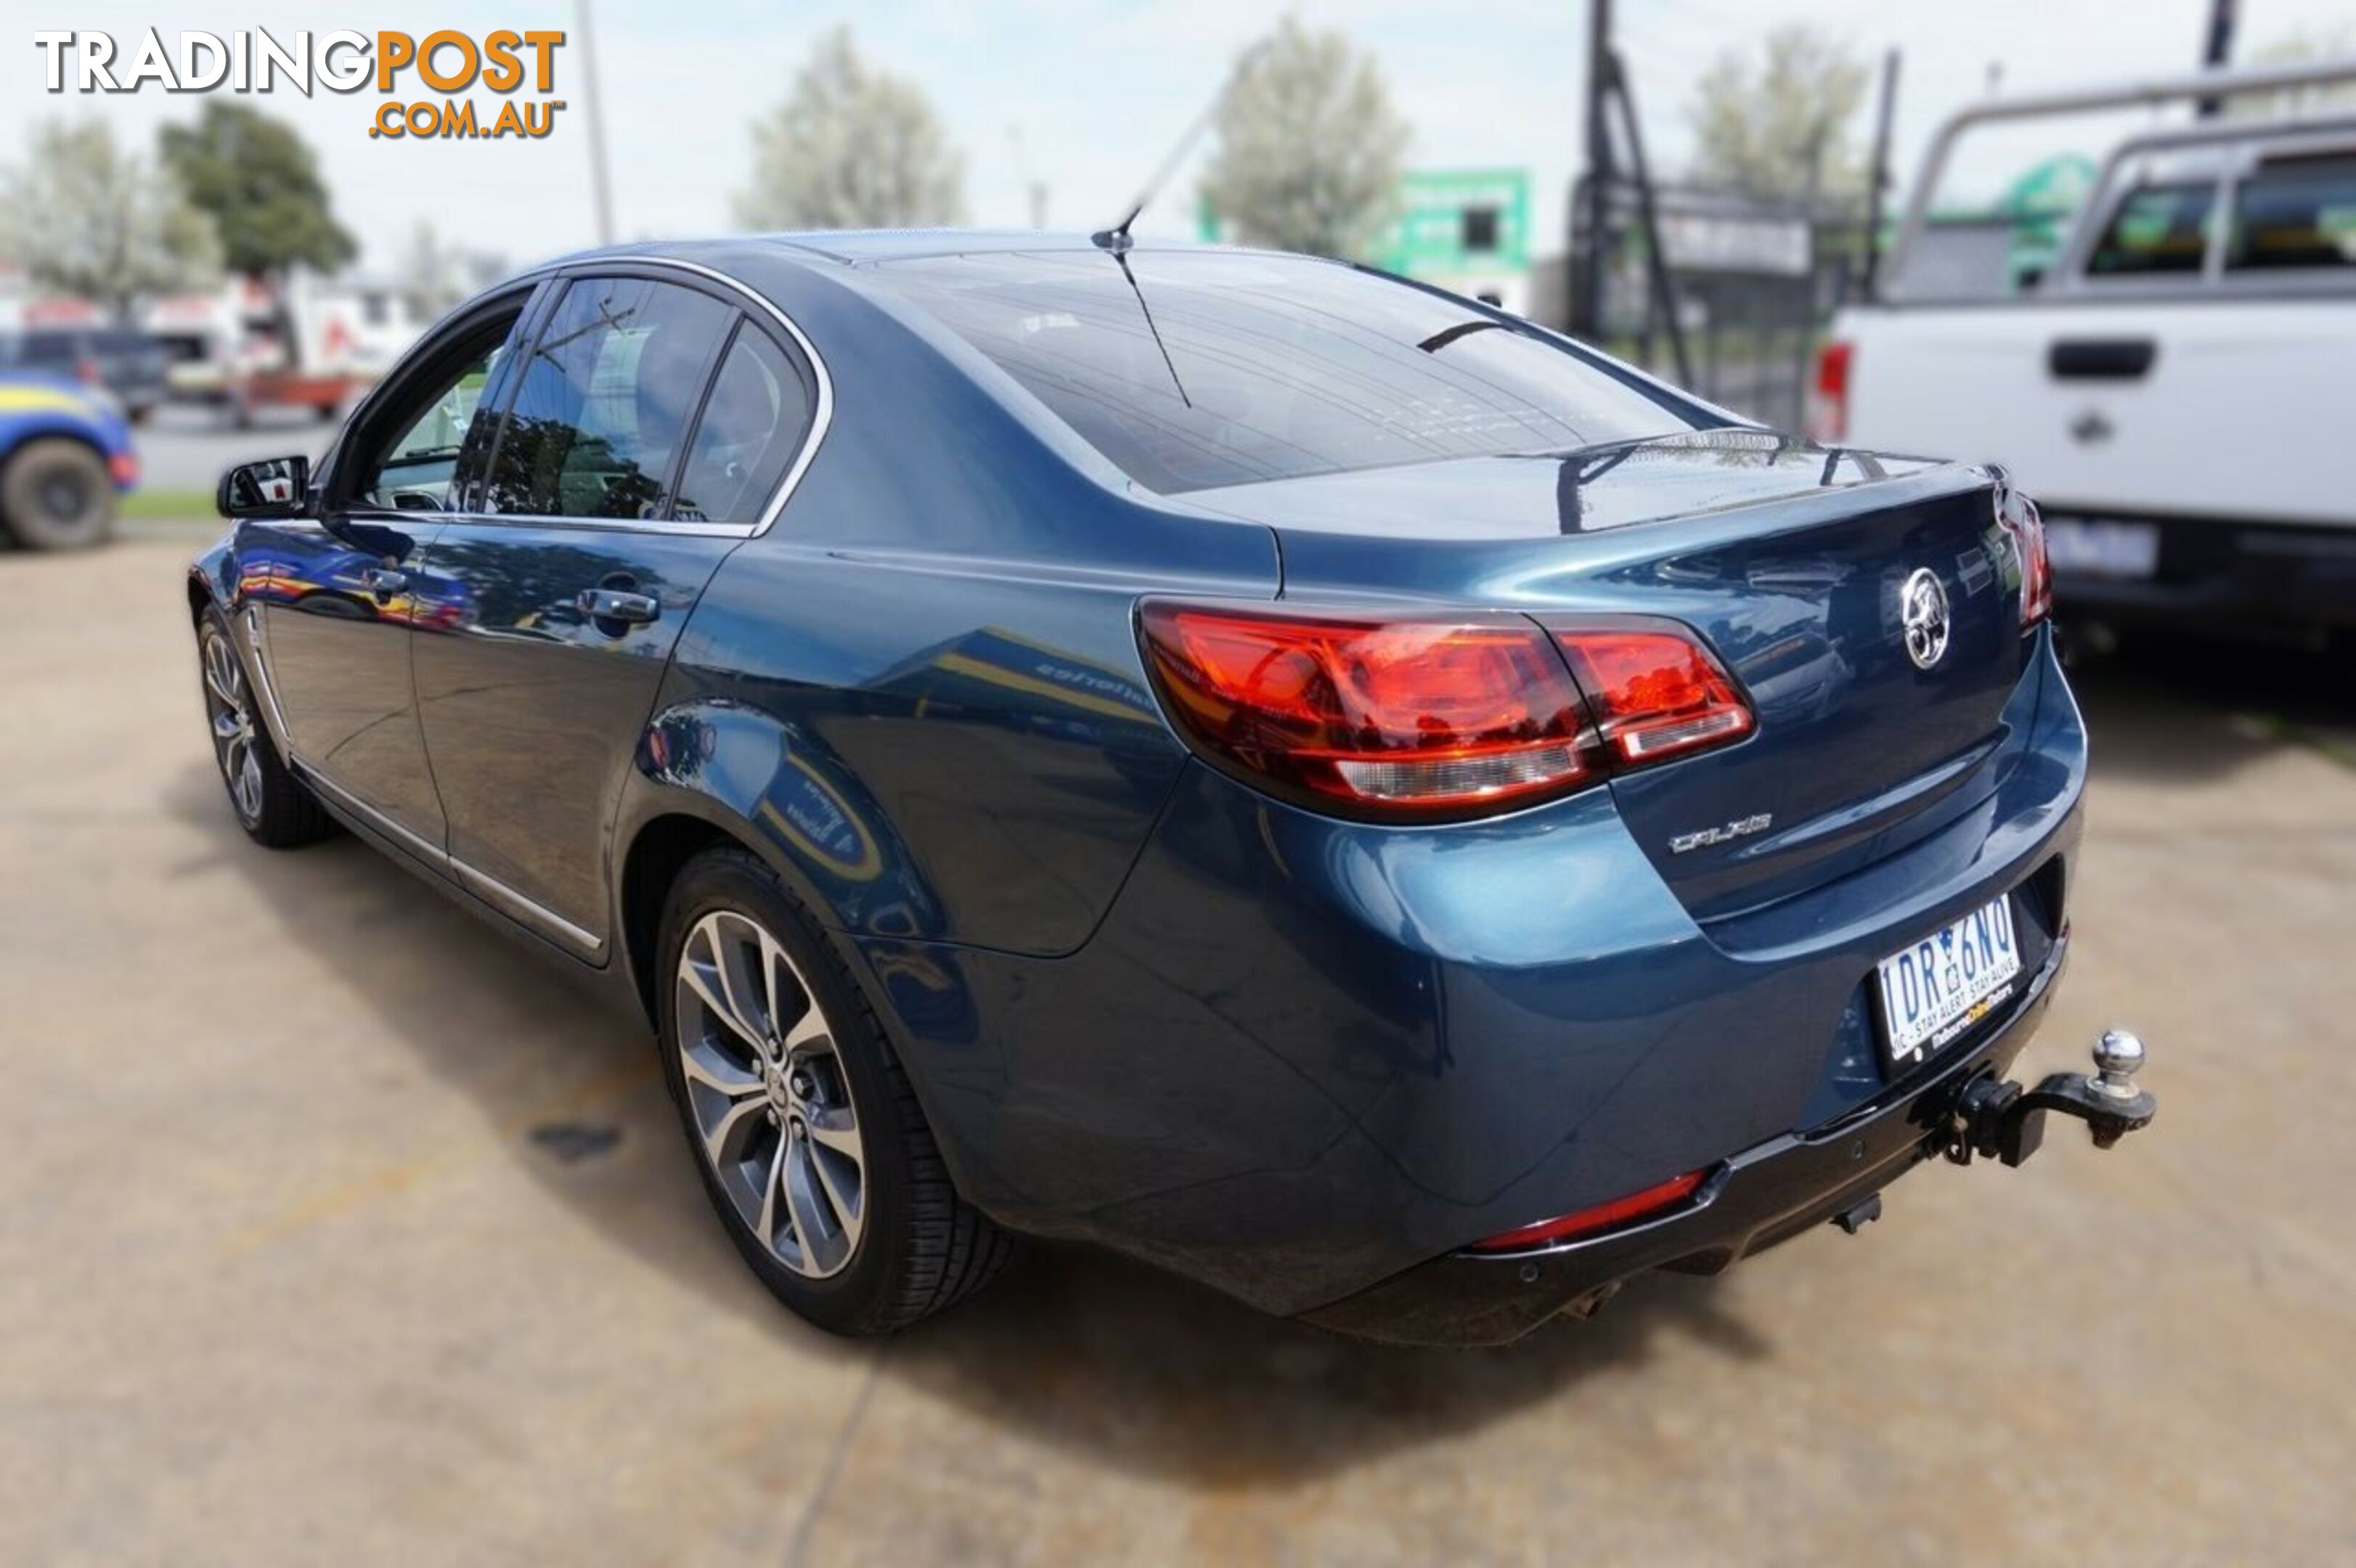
left=869, top=633, right=2088, bottom=1323
left=2048, top=511, right=2356, bottom=637
left=1300, top=929, right=2067, bottom=1346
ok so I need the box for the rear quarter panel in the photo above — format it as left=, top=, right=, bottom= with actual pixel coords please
left=617, top=256, right=1281, bottom=957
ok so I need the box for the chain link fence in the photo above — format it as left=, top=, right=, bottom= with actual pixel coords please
left=1548, top=179, right=1872, bottom=434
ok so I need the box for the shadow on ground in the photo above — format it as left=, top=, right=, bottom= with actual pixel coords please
left=168, top=759, right=1770, bottom=1488
left=2068, top=627, right=2351, bottom=785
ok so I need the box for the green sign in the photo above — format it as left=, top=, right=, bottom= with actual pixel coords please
left=1373, top=169, right=1530, bottom=276
left=1196, top=167, right=1531, bottom=277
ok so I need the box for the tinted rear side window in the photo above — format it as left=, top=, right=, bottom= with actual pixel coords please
left=2086, top=181, right=2217, bottom=277
left=878, top=251, right=1705, bottom=494
left=484, top=277, right=730, bottom=520
left=673, top=327, right=814, bottom=525
left=2228, top=154, right=2356, bottom=271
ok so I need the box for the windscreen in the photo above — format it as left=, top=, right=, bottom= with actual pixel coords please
left=877, top=250, right=1709, bottom=494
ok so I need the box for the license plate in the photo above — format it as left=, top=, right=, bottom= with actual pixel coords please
left=1875, top=897, right=2022, bottom=1068
left=2045, top=517, right=2159, bottom=579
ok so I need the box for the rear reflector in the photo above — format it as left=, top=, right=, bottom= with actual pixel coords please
left=1467, top=1169, right=1708, bottom=1252
left=1138, top=604, right=1754, bottom=822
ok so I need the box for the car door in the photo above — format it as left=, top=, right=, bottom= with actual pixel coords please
left=245, top=285, right=542, bottom=847
left=412, top=267, right=818, bottom=957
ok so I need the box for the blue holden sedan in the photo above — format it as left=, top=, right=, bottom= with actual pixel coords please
left=189, top=234, right=2153, bottom=1345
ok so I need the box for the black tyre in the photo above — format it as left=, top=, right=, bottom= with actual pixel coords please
left=196, top=605, right=337, bottom=848
left=1, top=438, right=116, bottom=551
left=656, top=846, right=1011, bottom=1336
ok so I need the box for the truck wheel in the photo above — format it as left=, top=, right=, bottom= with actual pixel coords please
left=1, top=439, right=117, bottom=551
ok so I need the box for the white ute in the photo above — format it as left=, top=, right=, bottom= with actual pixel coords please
left=1817, top=57, right=2356, bottom=648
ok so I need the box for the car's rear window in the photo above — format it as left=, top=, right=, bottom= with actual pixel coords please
left=876, top=250, right=1708, bottom=494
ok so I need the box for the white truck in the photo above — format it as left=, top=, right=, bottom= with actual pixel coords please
left=1817, top=58, right=2356, bottom=648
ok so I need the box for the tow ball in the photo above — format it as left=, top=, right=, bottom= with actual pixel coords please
left=1943, top=1029, right=2156, bottom=1168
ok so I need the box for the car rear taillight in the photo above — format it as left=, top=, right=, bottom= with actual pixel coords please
left=75, top=356, right=102, bottom=388
left=1467, top=1168, right=1708, bottom=1252
left=1995, top=485, right=2052, bottom=627
left=1550, top=625, right=1755, bottom=765
left=1806, top=339, right=1851, bottom=444
left=1137, top=603, right=1753, bottom=821
left=1137, top=603, right=1597, bottom=818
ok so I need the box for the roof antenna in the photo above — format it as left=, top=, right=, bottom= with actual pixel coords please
left=1092, top=38, right=1272, bottom=254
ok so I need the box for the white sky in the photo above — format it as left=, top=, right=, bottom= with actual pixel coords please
left=4, top=0, right=2352, bottom=276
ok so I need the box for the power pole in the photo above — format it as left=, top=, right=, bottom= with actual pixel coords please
left=1009, top=125, right=1048, bottom=229
left=576, top=0, right=616, bottom=244
left=2197, top=0, right=2238, bottom=117
left=1571, top=0, right=1613, bottom=338
left=1860, top=49, right=1901, bottom=299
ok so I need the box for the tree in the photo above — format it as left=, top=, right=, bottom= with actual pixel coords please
left=0, top=119, right=221, bottom=320
left=1199, top=20, right=1411, bottom=259
left=1687, top=25, right=1870, bottom=203
left=2225, top=28, right=2356, bottom=118
left=160, top=102, right=355, bottom=281
left=733, top=28, right=966, bottom=230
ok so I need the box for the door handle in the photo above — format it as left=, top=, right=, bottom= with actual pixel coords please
left=576, top=587, right=660, bottom=626
left=361, top=566, right=407, bottom=598
left=2048, top=338, right=2156, bottom=380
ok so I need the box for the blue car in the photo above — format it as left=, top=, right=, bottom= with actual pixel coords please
left=0, top=371, right=136, bottom=550
left=188, top=235, right=2153, bottom=1344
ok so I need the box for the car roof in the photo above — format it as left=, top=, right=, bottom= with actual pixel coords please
left=537, top=229, right=1265, bottom=272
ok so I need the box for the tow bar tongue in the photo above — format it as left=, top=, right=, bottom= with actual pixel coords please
left=1943, top=1029, right=2157, bottom=1168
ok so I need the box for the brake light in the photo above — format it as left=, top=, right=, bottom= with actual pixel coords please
left=1136, top=603, right=1597, bottom=818
left=1551, top=625, right=1754, bottom=765
left=1995, top=485, right=2051, bottom=626
left=1806, top=339, right=1851, bottom=444
left=75, top=356, right=102, bottom=388
left=1467, top=1169, right=1707, bottom=1252
left=1138, top=604, right=1753, bottom=820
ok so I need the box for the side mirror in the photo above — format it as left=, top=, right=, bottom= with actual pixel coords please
left=216, top=455, right=311, bottom=520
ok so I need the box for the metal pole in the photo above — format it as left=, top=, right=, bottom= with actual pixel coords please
left=1859, top=49, right=1900, bottom=301
left=1791, top=125, right=1825, bottom=432
left=1607, top=50, right=1690, bottom=386
left=576, top=0, right=616, bottom=244
left=1009, top=126, right=1048, bottom=229
left=2198, top=0, right=2238, bottom=117
left=1571, top=0, right=1613, bottom=338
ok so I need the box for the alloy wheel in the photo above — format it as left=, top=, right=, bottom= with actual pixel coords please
left=673, top=909, right=866, bottom=1278
left=201, top=628, right=265, bottom=825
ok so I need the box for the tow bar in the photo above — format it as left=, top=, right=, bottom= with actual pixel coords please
left=1943, top=1029, right=2156, bottom=1168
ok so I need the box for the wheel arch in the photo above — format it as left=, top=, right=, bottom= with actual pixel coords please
left=616, top=693, right=950, bottom=1024
left=617, top=810, right=739, bottom=1029
left=1, top=419, right=117, bottom=473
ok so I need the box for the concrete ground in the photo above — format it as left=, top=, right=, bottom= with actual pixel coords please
left=4, top=535, right=2351, bottom=1567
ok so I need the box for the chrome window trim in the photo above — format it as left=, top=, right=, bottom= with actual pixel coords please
left=447, top=857, right=606, bottom=955
left=469, top=253, right=836, bottom=541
